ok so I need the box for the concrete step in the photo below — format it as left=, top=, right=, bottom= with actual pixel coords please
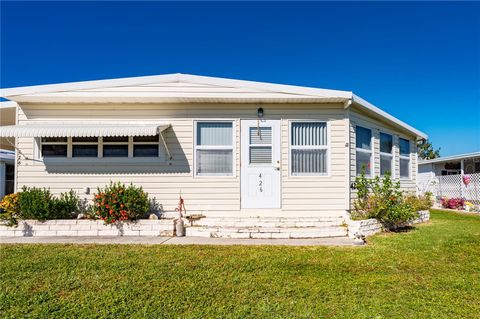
left=191, top=220, right=341, bottom=228
left=187, top=225, right=345, bottom=233
left=184, top=216, right=347, bottom=239
left=191, top=217, right=343, bottom=223
left=185, top=226, right=348, bottom=239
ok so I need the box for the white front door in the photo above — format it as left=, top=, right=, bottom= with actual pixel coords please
left=241, top=119, right=281, bottom=209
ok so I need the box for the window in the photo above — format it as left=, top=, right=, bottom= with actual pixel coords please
left=195, top=122, right=234, bottom=176
left=290, top=122, right=328, bottom=175
left=133, top=135, right=160, bottom=157
left=356, top=126, right=372, bottom=176
left=441, top=170, right=460, bottom=176
left=103, top=136, right=129, bottom=157
left=5, top=164, right=15, bottom=195
left=249, top=127, right=272, bottom=164
left=72, top=137, right=98, bottom=157
left=399, top=138, right=410, bottom=178
left=380, top=133, right=393, bottom=177
left=39, top=135, right=164, bottom=159
left=41, top=137, right=68, bottom=157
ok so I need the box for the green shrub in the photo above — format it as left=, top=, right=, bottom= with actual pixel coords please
left=55, top=190, right=80, bottom=218
left=93, top=182, right=149, bottom=224
left=17, top=187, right=78, bottom=221
left=352, top=172, right=418, bottom=229
left=404, top=192, right=433, bottom=212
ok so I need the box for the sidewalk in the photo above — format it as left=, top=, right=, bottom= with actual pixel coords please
left=0, top=236, right=361, bottom=246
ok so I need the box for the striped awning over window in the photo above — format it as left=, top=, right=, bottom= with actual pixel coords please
left=0, top=123, right=171, bottom=138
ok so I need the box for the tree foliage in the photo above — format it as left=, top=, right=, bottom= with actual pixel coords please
left=417, top=139, right=440, bottom=160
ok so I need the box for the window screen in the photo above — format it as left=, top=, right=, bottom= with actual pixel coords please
left=291, top=122, right=327, bottom=175
left=195, top=122, right=233, bottom=175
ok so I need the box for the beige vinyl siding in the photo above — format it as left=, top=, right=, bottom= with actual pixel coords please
left=349, top=107, right=418, bottom=204
left=16, top=103, right=349, bottom=218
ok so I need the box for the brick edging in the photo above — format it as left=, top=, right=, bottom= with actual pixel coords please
left=346, top=210, right=430, bottom=238
left=0, top=219, right=175, bottom=237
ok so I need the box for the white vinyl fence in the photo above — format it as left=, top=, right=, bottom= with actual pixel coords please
left=419, top=173, right=480, bottom=203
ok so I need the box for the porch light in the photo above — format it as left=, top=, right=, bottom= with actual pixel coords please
left=257, top=107, right=264, bottom=118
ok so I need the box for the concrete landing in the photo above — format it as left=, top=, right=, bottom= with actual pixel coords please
left=0, top=236, right=361, bottom=246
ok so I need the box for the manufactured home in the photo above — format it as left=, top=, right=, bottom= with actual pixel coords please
left=0, top=74, right=427, bottom=235
left=418, top=152, right=480, bottom=202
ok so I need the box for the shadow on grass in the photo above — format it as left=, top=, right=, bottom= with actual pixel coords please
left=388, top=225, right=416, bottom=233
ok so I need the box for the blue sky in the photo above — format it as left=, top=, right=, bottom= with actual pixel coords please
left=1, top=2, right=479, bottom=156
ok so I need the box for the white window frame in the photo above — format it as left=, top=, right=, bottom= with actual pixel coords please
left=379, top=132, right=394, bottom=178
left=355, top=125, right=374, bottom=177
left=288, top=120, right=330, bottom=177
left=37, top=136, right=166, bottom=161
left=248, top=126, right=273, bottom=166
left=102, top=136, right=130, bottom=158
left=399, top=137, right=411, bottom=180
left=38, top=137, right=69, bottom=159
left=132, top=135, right=162, bottom=158
left=193, top=120, right=236, bottom=177
left=72, top=137, right=99, bottom=158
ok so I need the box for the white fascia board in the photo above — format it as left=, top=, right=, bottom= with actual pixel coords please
left=177, top=74, right=352, bottom=98
left=352, top=94, right=428, bottom=140
left=419, top=152, right=480, bottom=165
left=0, top=73, right=182, bottom=97
left=0, top=101, right=18, bottom=109
left=0, top=73, right=352, bottom=99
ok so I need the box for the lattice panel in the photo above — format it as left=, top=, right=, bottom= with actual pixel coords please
left=423, top=173, right=480, bottom=203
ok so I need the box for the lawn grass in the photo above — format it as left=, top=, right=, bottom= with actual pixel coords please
left=1, top=210, right=479, bottom=318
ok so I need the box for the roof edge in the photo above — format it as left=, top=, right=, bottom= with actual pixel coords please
left=352, top=94, right=428, bottom=140
left=0, top=73, right=351, bottom=99
left=419, top=152, right=480, bottom=164
left=0, top=101, right=19, bottom=109
left=0, top=73, right=427, bottom=140
left=0, top=73, right=183, bottom=97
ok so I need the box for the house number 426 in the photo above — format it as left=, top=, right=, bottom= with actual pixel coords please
left=258, top=173, right=263, bottom=192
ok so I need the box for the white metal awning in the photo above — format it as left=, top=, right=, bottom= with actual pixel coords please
left=0, top=123, right=171, bottom=138
left=0, top=122, right=173, bottom=159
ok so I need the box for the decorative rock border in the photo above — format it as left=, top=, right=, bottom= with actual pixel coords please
left=0, top=219, right=175, bottom=237
left=347, top=210, right=430, bottom=238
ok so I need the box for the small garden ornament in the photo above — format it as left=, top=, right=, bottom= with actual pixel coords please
left=175, top=194, right=186, bottom=237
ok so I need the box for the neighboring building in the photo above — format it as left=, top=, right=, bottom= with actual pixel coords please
left=0, top=149, right=15, bottom=198
left=0, top=74, right=427, bottom=221
left=0, top=102, right=17, bottom=198
left=419, top=152, right=480, bottom=177
left=418, top=152, right=480, bottom=201
left=0, top=101, right=16, bottom=152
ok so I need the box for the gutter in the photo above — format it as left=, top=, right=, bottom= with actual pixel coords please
left=344, top=94, right=428, bottom=141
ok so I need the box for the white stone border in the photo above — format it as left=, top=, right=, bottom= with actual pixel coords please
left=0, top=219, right=175, bottom=237
left=347, top=210, right=430, bottom=239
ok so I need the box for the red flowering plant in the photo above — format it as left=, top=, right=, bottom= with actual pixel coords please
left=441, top=197, right=465, bottom=210
left=93, top=182, right=150, bottom=224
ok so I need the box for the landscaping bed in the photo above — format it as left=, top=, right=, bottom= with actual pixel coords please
left=1, top=210, right=479, bottom=318
left=0, top=219, right=174, bottom=237
left=347, top=210, right=430, bottom=238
